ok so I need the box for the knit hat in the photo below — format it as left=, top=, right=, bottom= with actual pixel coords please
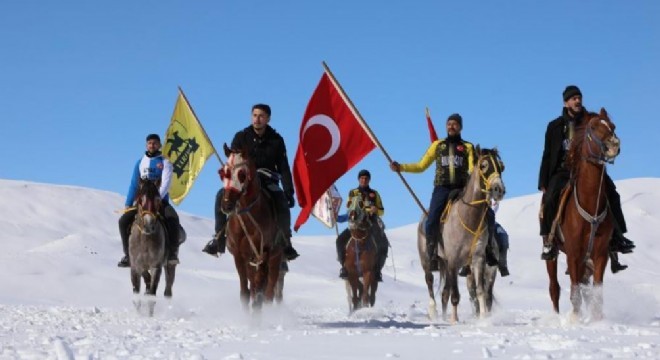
left=358, top=169, right=371, bottom=179
left=447, top=113, right=463, bottom=128
left=146, top=133, right=161, bottom=142
left=563, top=85, right=582, bottom=101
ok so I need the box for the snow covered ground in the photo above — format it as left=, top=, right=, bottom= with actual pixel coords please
left=1, top=178, right=659, bottom=359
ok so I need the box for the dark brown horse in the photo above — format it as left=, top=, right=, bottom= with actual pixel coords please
left=129, top=179, right=176, bottom=315
left=545, top=108, right=620, bottom=320
left=343, top=196, right=378, bottom=312
left=220, top=144, right=284, bottom=311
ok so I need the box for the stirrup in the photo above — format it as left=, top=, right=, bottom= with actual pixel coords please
left=541, top=244, right=558, bottom=261
left=202, top=239, right=219, bottom=257
left=458, top=266, right=470, bottom=277
left=339, top=267, right=348, bottom=279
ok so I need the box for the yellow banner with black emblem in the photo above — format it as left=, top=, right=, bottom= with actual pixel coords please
left=163, top=89, right=216, bottom=205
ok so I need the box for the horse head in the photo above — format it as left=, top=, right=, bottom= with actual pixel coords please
left=583, top=108, right=620, bottom=164
left=219, top=143, right=257, bottom=214
left=474, top=146, right=506, bottom=202
left=347, top=196, right=372, bottom=239
left=135, top=178, right=162, bottom=235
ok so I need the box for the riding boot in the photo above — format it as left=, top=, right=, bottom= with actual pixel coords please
left=485, top=208, right=499, bottom=266
left=540, top=235, right=558, bottom=261
left=282, top=235, right=300, bottom=261
left=485, top=243, right=499, bottom=267
left=427, top=232, right=439, bottom=271
left=376, top=250, right=387, bottom=282
left=166, top=223, right=180, bottom=265
left=609, top=251, right=628, bottom=274
left=117, top=211, right=134, bottom=268
left=498, top=248, right=510, bottom=277
left=611, top=229, right=635, bottom=254
left=337, top=229, right=349, bottom=279
left=458, top=266, right=471, bottom=277
left=204, top=191, right=227, bottom=256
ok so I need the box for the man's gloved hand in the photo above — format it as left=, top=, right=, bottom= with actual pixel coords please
left=286, top=192, right=296, bottom=208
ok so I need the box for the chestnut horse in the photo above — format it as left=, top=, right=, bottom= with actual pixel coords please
left=219, top=144, right=284, bottom=311
left=438, top=147, right=505, bottom=323
left=129, top=179, right=176, bottom=315
left=546, top=108, right=620, bottom=320
left=343, top=196, right=379, bottom=312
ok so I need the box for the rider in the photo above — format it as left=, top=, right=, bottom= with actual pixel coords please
left=336, top=169, right=389, bottom=282
left=202, top=104, right=299, bottom=261
left=117, top=133, right=182, bottom=267
left=390, top=113, right=501, bottom=272
left=538, top=85, right=635, bottom=273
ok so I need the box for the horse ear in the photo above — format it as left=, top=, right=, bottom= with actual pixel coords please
left=476, top=144, right=481, bottom=155
left=223, top=143, right=231, bottom=158
left=600, top=107, right=608, bottom=117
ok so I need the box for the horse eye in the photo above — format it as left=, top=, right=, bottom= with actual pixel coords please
left=237, top=169, right=247, bottom=183
left=220, top=168, right=231, bottom=180
left=480, top=160, right=489, bottom=171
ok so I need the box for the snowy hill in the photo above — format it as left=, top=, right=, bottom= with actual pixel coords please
left=1, top=178, right=660, bottom=359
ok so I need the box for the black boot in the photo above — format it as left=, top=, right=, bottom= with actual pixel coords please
left=339, top=266, right=348, bottom=279
left=610, top=251, right=628, bottom=273
left=427, top=232, right=439, bottom=271
left=540, top=235, right=558, bottom=261
left=283, top=235, right=300, bottom=261
left=458, top=266, right=470, bottom=277
left=498, top=248, right=510, bottom=277
left=485, top=243, right=499, bottom=267
left=202, top=238, right=219, bottom=256
left=375, top=270, right=383, bottom=282
left=611, top=231, right=635, bottom=254
left=117, top=255, right=130, bottom=268
left=167, top=226, right=180, bottom=265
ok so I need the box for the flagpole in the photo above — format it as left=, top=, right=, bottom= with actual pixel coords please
left=177, top=86, right=225, bottom=167
left=321, top=62, right=428, bottom=216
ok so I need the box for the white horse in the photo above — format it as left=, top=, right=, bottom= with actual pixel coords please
left=438, top=147, right=505, bottom=323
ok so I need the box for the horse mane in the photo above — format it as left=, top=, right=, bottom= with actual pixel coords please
left=137, top=179, right=160, bottom=201
left=566, top=111, right=598, bottom=172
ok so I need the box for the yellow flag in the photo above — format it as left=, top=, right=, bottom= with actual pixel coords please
left=162, top=90, right=215, bottom=205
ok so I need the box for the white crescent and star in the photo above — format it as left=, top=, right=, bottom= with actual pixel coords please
left=302, top=114, right=340, bottom=161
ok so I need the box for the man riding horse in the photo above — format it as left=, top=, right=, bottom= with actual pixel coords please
left=336, top=169, right=389, bottom=282
left=390, top=113, right=508, bottom=276
left=538, top=85, right=635, bottom=273
left=202, top=104, right=299, bottom=261
left=118, top=133, right=182, bottom=267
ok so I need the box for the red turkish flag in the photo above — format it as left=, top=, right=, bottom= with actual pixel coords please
left=293, top=73, right=376, bottom=231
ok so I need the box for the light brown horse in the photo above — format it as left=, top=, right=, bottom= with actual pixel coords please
left=220, top=144, right=284, bottom=311
left=545, top=108, right=620, bottom=321
left=344, top=196, right=378, bottom=312
left=129, top=179, right=176, bottom=315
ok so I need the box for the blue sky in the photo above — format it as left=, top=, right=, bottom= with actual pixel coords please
left=2, top=1, right=658, bottom=237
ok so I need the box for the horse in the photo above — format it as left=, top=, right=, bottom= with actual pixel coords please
left=128, top=178, right=176, bottom=315
left=437, top=147, right=505, bottom=323
left=219, top=144, right=284, bottom=311
left=343, top=196, right=379, bottom=312
left=545, top=108, right=620, bottom=321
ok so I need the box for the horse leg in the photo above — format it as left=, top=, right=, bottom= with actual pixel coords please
left=131, top=268, right=140, bottom=294
left=545, top=259, right=560, bottom=313
left=370, top=274, right=378, bottom=307
left=466, top=271, right=478, bottom=316
left=485, top=266, right=497, bottom=312
left=234, top=256, right=250, bottom=310
left=163, top=264, right=176, bottom=298
left=472, top=260, right=488, bottom=319
left=567, top=256, right=583, bottom=321
left=450, top=269, right=460, bottom=324
left=264, top=254, right=282, bottom=304
left=441, top=277, right=451, bottom=320
left=149, top=266, right=162, bottom=296
left=590, top=252, right=608, bottom=321
left=250, top=265, right=264, bottom=311
left=348, top=274, right=360, bottom=311
left=425, top=271, right=438, bottom=320
left=361, top=272, right=372, bottom=308
left=142, top=271, right=152, bottom=295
